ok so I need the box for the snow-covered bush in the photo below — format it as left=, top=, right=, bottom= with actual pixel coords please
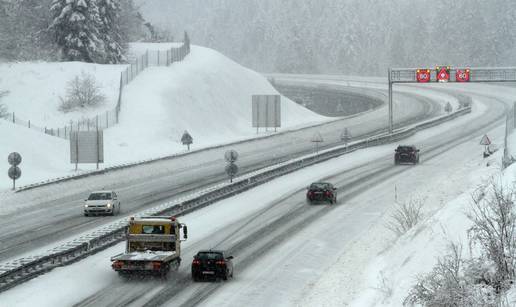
left=407, top=183, right=516, bottom=306
left=406, top=244, right=498, bottom=307
left=59, top=73, right=105, bottom=112
left=386, top=197, right=425, bottom=237
left=468, top=182, right=516, bottom=291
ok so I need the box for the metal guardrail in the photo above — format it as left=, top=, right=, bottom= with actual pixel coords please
left=0, top=106, right=472, bottom=292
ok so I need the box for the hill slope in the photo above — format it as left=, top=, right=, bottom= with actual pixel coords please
left=0, top=44, right=329, bottom=191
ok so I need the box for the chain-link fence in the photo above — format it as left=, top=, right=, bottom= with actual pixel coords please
left=3, top=33, right=191, bottom=140
left=503, top=102, right=516, bottom=168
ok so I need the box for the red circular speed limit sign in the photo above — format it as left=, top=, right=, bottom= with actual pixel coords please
left=416, top=69, right=431, bottom=82
left=456, top=69, right=470, bottom=82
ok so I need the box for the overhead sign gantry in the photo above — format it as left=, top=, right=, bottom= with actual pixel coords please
left=387, top=66, right=516, bottom=133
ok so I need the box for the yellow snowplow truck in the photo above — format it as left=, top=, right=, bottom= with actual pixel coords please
left=111, top=216, right=188, bottom=278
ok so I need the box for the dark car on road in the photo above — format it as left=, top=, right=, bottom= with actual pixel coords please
left=192, top=250, right=234, bottom=281
left=306, top=182, right=337, bottom=204
left=394, top=145, right=420, bottom=165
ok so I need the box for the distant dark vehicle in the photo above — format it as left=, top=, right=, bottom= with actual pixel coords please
left=306, top=182, right=337, bottom=204
left=192, top=250, right=234, bottom=281
left=394, top=145, right=420, bottom=165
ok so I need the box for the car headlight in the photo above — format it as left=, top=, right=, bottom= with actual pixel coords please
left=107, top=203, right=112, bottom=208
left=84, top=204, right=89, bottom=208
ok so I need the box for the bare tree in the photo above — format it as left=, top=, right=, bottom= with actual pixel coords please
left=59, top=73, right=105, bottom=113
left=386, top=197, right=425, bottom=237
left=406, top=243, right=498, bottom=307
left=468, top=182, right=516, bottom=292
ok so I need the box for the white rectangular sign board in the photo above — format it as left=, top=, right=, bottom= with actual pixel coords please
left=70, top=131, right=104, bottom=164
left=252, top=95, right=281, bottom=128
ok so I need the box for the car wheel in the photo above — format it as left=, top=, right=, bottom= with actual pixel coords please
left=223, top=271, right=228, bottom=281
left=84, top=212, right=89, bottom=217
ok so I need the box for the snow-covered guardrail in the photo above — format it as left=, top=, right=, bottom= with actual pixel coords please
left=0, top=106, right=471, bottom=292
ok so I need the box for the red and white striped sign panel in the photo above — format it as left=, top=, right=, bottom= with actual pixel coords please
left=416, top=69, right=431, bottom=82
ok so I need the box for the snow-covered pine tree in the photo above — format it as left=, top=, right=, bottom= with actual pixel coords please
left=50, top=0, right=105, bottom=63
left=97, top=0, right=125, bottom=63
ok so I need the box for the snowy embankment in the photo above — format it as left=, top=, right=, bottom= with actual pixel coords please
left=0, top=44, right=328, bottom=192
left=299, top=88, right=516, bottom=306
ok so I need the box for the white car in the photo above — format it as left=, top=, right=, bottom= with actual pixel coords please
left=84, top=190, right=121, bottom=216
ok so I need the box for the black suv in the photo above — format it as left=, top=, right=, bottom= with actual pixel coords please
left=306, top=182, right=337, bottom=204
left=192, top=250, right=234, bottom=281
left=394, top=145, right=420, bottom=164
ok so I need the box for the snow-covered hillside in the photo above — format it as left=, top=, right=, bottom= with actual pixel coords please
left=0, top=44, right=329, bottom=192
left=0, top=61, right=126, bottom=126
left=107, top=46, right=328, bottom=163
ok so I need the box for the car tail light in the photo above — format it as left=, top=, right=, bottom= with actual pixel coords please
left=192, top=259, right=201, bottom=265
left=325, top=191, right=332, bottom=196
left=112, top=261, right=123, bottom=269
left=216, top=260, right=226, bottom=266
left=152, top=261, right=162, bottom=270
left=308, top=191, right=313, bottom=196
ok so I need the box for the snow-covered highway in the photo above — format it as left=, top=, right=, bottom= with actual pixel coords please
left=0, top=79, right=438, bottom=264
left=0, top=82, right=511, bottom=306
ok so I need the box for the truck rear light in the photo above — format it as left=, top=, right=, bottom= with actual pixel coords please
left=192, top=259, right=201, bottom=265
left=112, top=261, right=123, bottom=269
left=216, top=260, right=226, bottom=266
left=152, top=261, right=162, bottom=270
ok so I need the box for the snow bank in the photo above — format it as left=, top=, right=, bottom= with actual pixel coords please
left=0, top=44, right=328, bottom=191
left=0, top=121, right=70, bottom=192
left=0, top=61, right=126, bottom=126
left=106, top=46, right=328, bottom=163
left=347, top=152, right=514, bottom=306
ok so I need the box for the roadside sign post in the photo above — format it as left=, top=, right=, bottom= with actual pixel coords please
left=224, top=150, right=239, bottom=182
left=225, top=163, right=238, bottom=183
left=480, top=134, right=492, bottom=158
left=311, top=132, right=324, bottom=156
left=70, top=131, right=104, bottom=171
left=444, top=102, right=452, bottom=113
left=181, top=130, right=193, bottom=151
left=340, top=128, right=352, bottom=151
left=8, top=152, right=22, bottom=190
